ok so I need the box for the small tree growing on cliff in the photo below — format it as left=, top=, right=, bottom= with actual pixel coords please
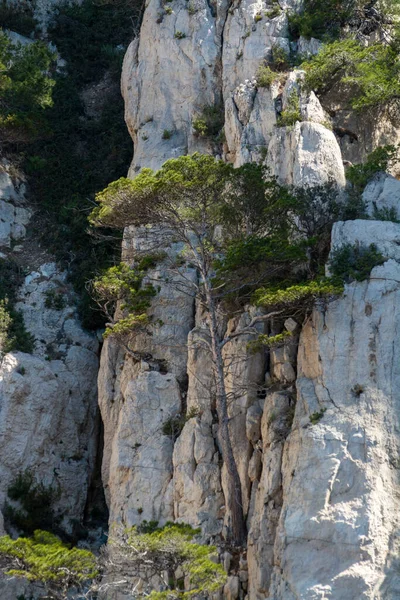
left=90, top=154, right=342, bottom=545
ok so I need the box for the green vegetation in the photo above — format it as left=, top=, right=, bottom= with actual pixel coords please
left=288, top=0, right=360, bottom=40
left=0, top=32, right=55, bottom=144
left=328, top=243, right=386, bottom=282
left=256, top=64, right=278, bottom=87
left=0, top=0, right=37, bottom=36
left=247, top=330, right=293, bottom=352
left=0, top=530, right=97, bottom=594
left=310, top=408, right=326, bottom=424
left=302, top=37, right=400, bottom=111
left=92, top=260, right=158, bottom=341
left=174, top=31, right=186, bottom=39
left=254, top=12, right=263, bottom=22
left=162, top=408, right=200, bottom=441
left=1, top=0, right=143, bottom=329
left=277, top=90, right=301, bottom=126
left=4, top=471, right=61, bottom=535
left=44, top=289, right=66, bottom=310
left=0, top=259, right=34, bottom=354
left=109, top=522, right=226, bottom=598
left=254, top=278, right=344, bottom=313
left=192, top=102, right=224, bottom=140
left=162, top=129, right=173, bottom=139
left=346, top=145, right=399, bottom=192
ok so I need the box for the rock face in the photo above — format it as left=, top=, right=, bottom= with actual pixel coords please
left=0, top=161, right=99, bottom=538
left=100, top=1, right=400, bottom=596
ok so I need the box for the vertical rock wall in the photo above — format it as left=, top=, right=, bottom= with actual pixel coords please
left=103, top=0, right=400, bottom=597
left=0, top=161, right=99, bottom=539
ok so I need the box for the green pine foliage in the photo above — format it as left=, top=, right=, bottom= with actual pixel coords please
left=302, top=37, right=400, bottom=111
left=277, top=90, right=301, bottom=126
left=254, top=279, right=344, bottom=312
left=0, top=530, right=97, bottom=587
left=328, top=243, right=386, bottom=282
left=0, top=32, right=55, bottom=143
left=116, top=522, right=226, bottom=599
left=4, top=471, right=61, bottom=535
left=92, top=260, right=159, bottom=339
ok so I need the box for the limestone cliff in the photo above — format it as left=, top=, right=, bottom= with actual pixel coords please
left=97, top=1, right=400, bottom=598
left=1, top=0, right=400, bottom=598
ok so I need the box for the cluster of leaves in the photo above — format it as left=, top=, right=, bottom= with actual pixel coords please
left=277, top=90, right=301, bottom=126
left=162, top=407, right=200, bottom=441
left=0, top=259, right=34, bottom=354
left=0, top=0, right=37, bottom=36
left=346, top=144, right=399, bottom=192
left=0, top=32, right=55, bottom=144
left=192, top=102, right=224, bottom=141
left=4, top=471, right=61, bottom=535
left=254, top=278, right=344, bottom=313
left=328, top=242, right=386, bottom=282
left=256, top=45, right=291, bottom=88
left=288, top=0, right=362, bottom=40
left=107, top=522, right=226, bottom=599
left=92, top=260, right=159, bottom=339
left=0, top=530, right=97, bottom=592
left=302, top=36, right=400, bottom=111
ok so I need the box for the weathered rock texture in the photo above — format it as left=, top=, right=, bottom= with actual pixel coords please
left=97, top=1, right=400, bottom=597
left=0, top=161, right=99, bottom=538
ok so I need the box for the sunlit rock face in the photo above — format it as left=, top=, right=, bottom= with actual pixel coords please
left=0, top=159, right=99, bottom=539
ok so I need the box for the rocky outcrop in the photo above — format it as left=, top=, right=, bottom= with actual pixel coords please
left=0, top=161, right=99, bottom=537
left=268, top=235, right=400, bottom=599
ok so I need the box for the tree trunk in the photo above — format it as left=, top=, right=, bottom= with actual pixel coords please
left=204, top=280, right=247, bottom=546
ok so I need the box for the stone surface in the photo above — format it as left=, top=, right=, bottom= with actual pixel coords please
left=362, top=173, right=400, bottom=218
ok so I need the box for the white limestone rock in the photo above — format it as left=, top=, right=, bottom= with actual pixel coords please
left=269, top=258, right=400, bottom=599
left=100, top=363, right=181, bottom=527
left=0, top=350, right=98, bottom=534
left=267, top=121, right=346, bottom=187
left=330, top=219, right=400, bottom=263
left=0, top=162, right=31, bottom=247
left=362, top=173, right=400, bottom=219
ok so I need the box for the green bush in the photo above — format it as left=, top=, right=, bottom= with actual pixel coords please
left=256, top=64, right=277, bottom=87
left=328, top=243, right=386, bottom=282
left=302, top=38, right=400, bottom=111
left=0, top=0, right=37, bottom=35
left=288, top=0, right=358, bottom=40
left=4, top=471, right=61, bottom=535
left=277, top=90, right=301, bottom=126
left=162, top=407, right=199, bottom=441
left=0, top=32, right=55, bottom=144
left=192, top=102, right=224, bottom=140
left=0, top=259, right=34, bottom=354
left=0, top=530, right=97, bottom=589
left=346, top=145, right=399, bottom=192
